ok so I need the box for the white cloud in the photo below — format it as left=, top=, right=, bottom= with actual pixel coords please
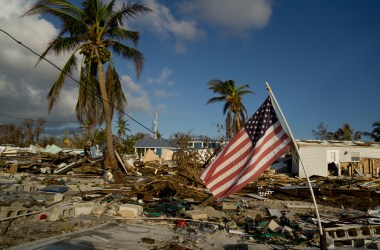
left=131, top=0, right=205, bottom=53
left=0, top=0, right=77, bottom=128
left=180, top=0, right=273, bottom=37
left=124, top=91, right=152, bottom=114
left=0, top=0, right=31, bottom=18
left=121, top=75, right=153, bottom=114
left=122, top=75, right=142, bottom=92
left=57, top=88, right=78, bottom=118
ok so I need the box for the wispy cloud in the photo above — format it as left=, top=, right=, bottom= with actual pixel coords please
left=145, top=67, right=178, bottom=99
left=146, top=67, right=173, bottom=85
left=154, top=89, right=180, bottom=98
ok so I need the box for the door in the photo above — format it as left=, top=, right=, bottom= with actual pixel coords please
left=326, top=150, right=340, bottom=176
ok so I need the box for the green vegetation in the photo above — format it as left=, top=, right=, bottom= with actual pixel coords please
left=206, top=79, right=254, bottom=140
left=363, top=121, right=380, bottom=142
left=312, top=121, right=380, bottom=142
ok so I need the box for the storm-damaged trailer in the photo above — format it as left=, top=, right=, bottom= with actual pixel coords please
left=292, top=140, right=380, bottom=178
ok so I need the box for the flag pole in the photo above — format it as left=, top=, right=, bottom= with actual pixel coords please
left=265, top=82, right=323, bottom=236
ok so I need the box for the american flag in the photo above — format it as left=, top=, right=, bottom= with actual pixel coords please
left=200, top=97, right=292, bottom=200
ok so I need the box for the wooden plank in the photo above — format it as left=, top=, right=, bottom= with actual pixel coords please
left=115, top=150, right=128, bottom=174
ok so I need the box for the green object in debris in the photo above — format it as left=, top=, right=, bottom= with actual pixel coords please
left=144, top=208, right=161, bottom=217
left=257, top=221, right=269, bottom=227
left=253, top=232, right=282, bottom=238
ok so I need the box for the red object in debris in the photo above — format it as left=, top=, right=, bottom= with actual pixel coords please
left=40, top=214, right=47, bottom=220
left=177, top=220, right=187, bottom=228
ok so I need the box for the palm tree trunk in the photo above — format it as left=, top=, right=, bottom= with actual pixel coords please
left=235, top=112, right=241, bottom=133
left=97, top=62, right=119, bottom=174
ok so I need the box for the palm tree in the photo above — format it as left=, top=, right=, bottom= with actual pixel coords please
left=363, top=121, right=380, bottom=142
left=23, top=0, right=151, bottom=177
left=206, top=79, right=254, bottom=139
left=116, top=118, right=130, bottom=143
left=353, top=131, right=362, bottom=141
left=334, top=123, right=354, bottom=141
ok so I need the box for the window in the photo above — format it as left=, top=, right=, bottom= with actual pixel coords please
left=351, top=152, right=360, bottom=162
left=329, top=151, right=336, bottom=162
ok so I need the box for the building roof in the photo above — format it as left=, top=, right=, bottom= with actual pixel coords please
left=296, top=139, right=380, bottom=148
left=134, top=138, right=178, bottom=149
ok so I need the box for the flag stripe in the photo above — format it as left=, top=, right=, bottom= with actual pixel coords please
left=200, top=129, right=251, bottom=183
left=217, top=141, right=291, bottom=199
left=200, top=96, right=293, bottom=200
left=203, top=137, right=252, bottom=186
left=205, top=121, right=282, bottom=189
left=209, top=123, right=291, bottom=199
left=216, top=133, right=291, bottom=195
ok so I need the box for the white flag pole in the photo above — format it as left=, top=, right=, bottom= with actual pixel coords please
left=266, top=82, right=323, bottom=236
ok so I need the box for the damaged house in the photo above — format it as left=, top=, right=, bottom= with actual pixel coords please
left=134, top=138, right=224, bottom=161
left=292, top=140, right=380, bottom=178
left=133, top=138, right=178, bottom=161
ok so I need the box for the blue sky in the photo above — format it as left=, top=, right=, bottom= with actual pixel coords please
left=0, top=0, right=379, bottom=140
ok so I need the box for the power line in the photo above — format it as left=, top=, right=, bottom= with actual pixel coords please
left=0, top=27, right=155, bottom=136
left=0, top=113, right=78, bottom=124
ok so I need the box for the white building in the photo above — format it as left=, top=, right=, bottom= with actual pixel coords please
left=292, top=140, right=380, bottom=178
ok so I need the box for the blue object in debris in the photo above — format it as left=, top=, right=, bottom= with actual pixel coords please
left=39, top=185, right=68, bottom=193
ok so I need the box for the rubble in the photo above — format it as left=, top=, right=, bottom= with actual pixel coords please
left=1, top=144, right=380, bottom=249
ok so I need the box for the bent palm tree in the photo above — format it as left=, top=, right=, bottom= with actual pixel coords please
left=363, top=121, right=380, bottom=142
left=23, top=0, right=151, bottom=178
left=206, top=79, right=254, bottom=139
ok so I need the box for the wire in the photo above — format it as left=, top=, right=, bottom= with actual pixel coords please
left=0, top=27, right=155, bottom=136
left=0, top=113, right=77, bottom=124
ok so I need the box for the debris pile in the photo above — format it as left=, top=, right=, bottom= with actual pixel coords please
left=1, top=144, right=380, bottom=249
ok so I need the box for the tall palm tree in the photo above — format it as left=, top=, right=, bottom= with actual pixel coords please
left=23, top=0, right=151, bottom=176
left=116, top=117, right=130, bottom=143
left=206, top=79, right=254, bottom=139
left=363, top=121, right=380, bottom=142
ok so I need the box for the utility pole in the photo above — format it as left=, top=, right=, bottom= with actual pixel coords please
left=153, top=113, right=158, bottom=139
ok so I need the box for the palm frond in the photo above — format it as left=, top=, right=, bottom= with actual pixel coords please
left=76, top=67, right=104, bottom=126
left=47, top=52, right=78, bottom=112
left=206, top=96, right=226, bottom=105
left=105, top=61, right=126, bottom=120
left=112, top=41, right=144, bottom=78
left=105, top=29, right=139, bottom=45
left=106, top=2, right=151, bottom=28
